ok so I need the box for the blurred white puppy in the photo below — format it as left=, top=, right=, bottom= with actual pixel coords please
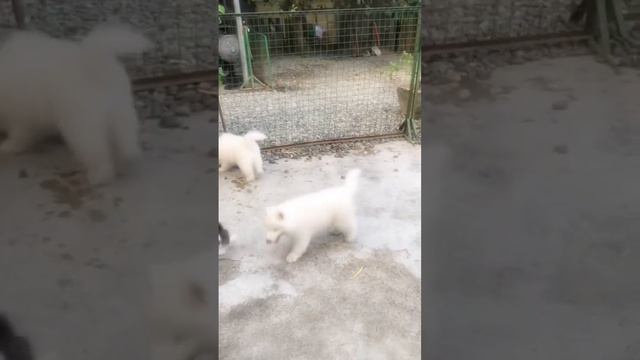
left=0, top=23, right=152, bottom=185
left=264, top=168, right=361, bottom=263
left=218, top=131, right=266, bottom=182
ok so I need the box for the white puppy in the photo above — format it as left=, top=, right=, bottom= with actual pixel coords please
left=0, top=23, right=152, bottom=185
left=218, top=131, right=266, bottom=182
left=264, top=168, right=361, bottom=263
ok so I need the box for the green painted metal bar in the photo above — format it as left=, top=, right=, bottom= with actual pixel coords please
left=609, top=0, right=640, bottom=47
left=596, top=0, right=612, bottom=58
left=401, top=9, right=421, bottom=143
left=219, top=6, right=421, bottom=18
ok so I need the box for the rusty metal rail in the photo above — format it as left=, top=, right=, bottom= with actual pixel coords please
left=261, top=133, right=404, bottom=151
left=424, top=31, right=591, bottom=58
left=131, top=69, right=217, bottom=92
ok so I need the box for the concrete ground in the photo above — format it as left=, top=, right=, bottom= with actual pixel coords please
left=219, top=140, right=421, bottom=359
left=425, top=56, right=640, bottom=359
left=0, top=112, right=216, bottom=360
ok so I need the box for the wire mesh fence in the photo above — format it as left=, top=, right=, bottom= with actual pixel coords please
left=424, top=0, right=585, bottom=49
left=219, top=6, right=421, bottom=147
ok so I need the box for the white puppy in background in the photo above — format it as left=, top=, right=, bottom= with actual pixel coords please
left=218, top=131, right=266, bottom=182
left=0, top=23, right=152, bottom=185
left=264, top=168, right=361, bottom=263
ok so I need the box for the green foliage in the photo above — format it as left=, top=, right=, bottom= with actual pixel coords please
left=255, top=0, right=420, bottom=11
left=219, top=67, right=225, bottom=86
left=387, top=51, right=414, bottom=78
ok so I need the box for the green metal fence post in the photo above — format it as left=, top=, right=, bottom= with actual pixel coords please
left=401, top=8, right=421, bottom=143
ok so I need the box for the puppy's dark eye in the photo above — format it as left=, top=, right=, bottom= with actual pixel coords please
left=266, top=239, right=272, bottom=244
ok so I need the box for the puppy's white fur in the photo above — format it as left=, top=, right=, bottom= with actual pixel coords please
left=264, top=168, right=361, bottom=263
left=0, top=23, right=152, bottom=185
left=218, top=131, right=266, bottom=182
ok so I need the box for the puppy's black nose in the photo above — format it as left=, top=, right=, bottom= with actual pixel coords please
left=266, top=239, right=272, bottom=244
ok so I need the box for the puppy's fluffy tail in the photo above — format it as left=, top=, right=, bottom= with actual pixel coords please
left=0, top=313, right=33, bottom=360
left=344, top=168, right=361, bottom=195
left=243, top=131, right=267, bottom=143
left=81, top=23, right=153, bottom=57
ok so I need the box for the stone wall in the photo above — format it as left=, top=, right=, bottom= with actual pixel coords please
left=0, top=0, right=216, bottom=79
left=0, top=0, right=217, bottom=120
left=421, top=0, right=640, bottom=86
left=135, top=81, right=217, bottom=124
left=424, top=0, right=582, bottom=46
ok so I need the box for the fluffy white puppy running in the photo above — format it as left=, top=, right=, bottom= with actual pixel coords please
left=0, top=23, right=152, bottom=185
left=218, top=130, right=266, bottom=182
left=264, top=168, right=361, bottom=263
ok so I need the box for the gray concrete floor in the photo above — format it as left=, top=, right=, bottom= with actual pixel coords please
left=219, top=140, right=421, bottom=359
left=425, top=56, right=640, bottom=359
left=0, top=112, right=216, bottom=360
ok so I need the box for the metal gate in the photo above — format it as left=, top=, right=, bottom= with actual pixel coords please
left=219, top=6, right=421, bottom=147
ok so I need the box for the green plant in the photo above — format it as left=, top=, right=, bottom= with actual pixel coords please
left=218, top=67, right=225, bottom=86
left=387, top=51, right=414, bottom=78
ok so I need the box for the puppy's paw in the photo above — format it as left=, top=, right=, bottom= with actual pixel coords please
left=286, top=253, right=300, bottom=263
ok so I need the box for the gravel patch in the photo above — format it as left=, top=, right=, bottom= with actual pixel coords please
left=421, top=0, right=640, bottom=84
left=424, top=0, right=581, bottom=46
left=0, top=0, right=218, bottom=123
left=0, top=0, right=216, bottom=78
left=424, top=42, right=592, bottom=86
left=134, top=81, right=216, bottom=122
left=261, top=136, right=404, bottom=162
left=220, top=54, right=415, bottom=147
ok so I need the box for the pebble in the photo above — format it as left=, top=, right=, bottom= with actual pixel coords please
left=446, top=70, right=462, bottom=83
left=174, top=105, right=191, bottom=116
left=458, top=89, right=471, bottom=100
left=552, top=100, right=569, bottom=111
left=553, top=144, right=569, bottom=154
left=158, top=114, right=182, bottom=129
